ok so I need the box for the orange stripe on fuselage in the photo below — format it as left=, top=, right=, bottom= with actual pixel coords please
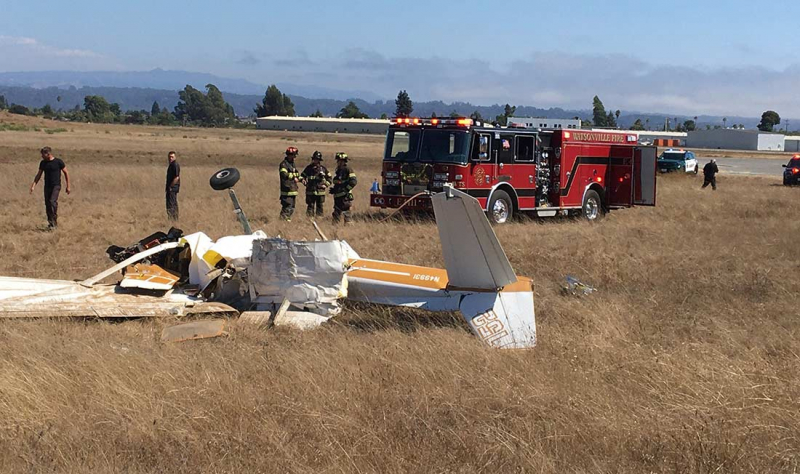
left=347, top=259, right=533, bottom=293
left=348, top=259, right=449, bottom=290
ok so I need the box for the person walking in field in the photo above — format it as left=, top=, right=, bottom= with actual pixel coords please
left=301, top=150, right=332, bottom=218
left=331, top=152, right=357, bottom=224
left=29, top=146, right=70, bottom=230
left=279, top=146, right=301, bottom=221
left=702, top=159, right=719, bottom=190
left=166, top=151, right=181, bottom=220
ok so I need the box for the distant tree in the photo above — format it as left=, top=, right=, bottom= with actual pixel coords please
left=151, top=101, right=161, bottom=116
left=450, top=110, right=461, bottom=118
left=606, top=112, right=617, bottom=128
left=255, top=84, right=295, bottom=117
left=631, top=118, right=645, bottom=131
left=125, top=110, right=150, bottom=125
left=592, top=96, right=608, bottom=127
left=645, top=118, right=650, bottom=130
left=174, top=84, right=236, bottom=126
left=470, top=110, right=483, bottom=121
left=737, top=123, right=744, bottom=129
left=309, top=109, right=324, bottom=118
left=705, top=125, right=711, bottom=130
left=757, top=110, right=780, bottom=132
left=0, top=95, right=7, bottom=110
left=430, top=111, right=437, bottom=118
left=152, top=110, right=176, bottom=126
left=40, top=104, right=54, bottom=118
left=395, top=90, right=413, bottom=117
left=615, top=110, right=621, bottom=124
left=337, top=101, right=369, bottom=119
left=8, top=104, right=31, bottom=115
left=722, top=117, right=727, bottom=129
left=683, top=119, right=696, bottom=131
left=83, top=95, right=113, bottom=122
left=203, top=84, right=236, bottom=126
left=495, top=104, right=516, bottom=126
left=110, top=103, right=122, bottom=119
left=379, top=113, right=388, bottom=120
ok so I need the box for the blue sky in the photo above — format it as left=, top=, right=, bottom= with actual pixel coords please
left=2, top=0, right=800, bottom=117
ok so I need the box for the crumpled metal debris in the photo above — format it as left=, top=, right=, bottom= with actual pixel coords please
left=561, top=275, right=597, bottom=296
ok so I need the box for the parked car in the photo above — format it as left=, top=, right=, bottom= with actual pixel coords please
left=782, top=155, right=800, bottom=186
left=658, top=149, right=698, bottom=174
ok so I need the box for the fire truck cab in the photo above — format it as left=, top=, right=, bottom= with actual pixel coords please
left=370, top=117, right=657, bottom=223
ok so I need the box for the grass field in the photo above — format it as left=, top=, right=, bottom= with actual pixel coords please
left=1, top=112, right=799, bottom=472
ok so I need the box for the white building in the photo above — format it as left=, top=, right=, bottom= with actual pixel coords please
left=508, top=117, right=581, bottom=130
left=686, top=129, right=785, bottom=151
left=256, top=116, right=390, bottom=134
left=785, top=136, right=800, bottom=153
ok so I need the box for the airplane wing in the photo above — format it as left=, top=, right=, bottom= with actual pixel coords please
left=0, top=276, right=236, bottom=319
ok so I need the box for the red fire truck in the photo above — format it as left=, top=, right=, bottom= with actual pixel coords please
left=370, top=117, right=657, bottom=223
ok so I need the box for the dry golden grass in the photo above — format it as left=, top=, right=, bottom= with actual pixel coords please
left=1, top=112, right=800, bottom=472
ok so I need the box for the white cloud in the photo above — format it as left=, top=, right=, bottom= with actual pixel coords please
left=0, top=35, right=102, bottom=58
left=281, top=49, right=800, bottom=117
left=0, top=35, right=110, bottom=71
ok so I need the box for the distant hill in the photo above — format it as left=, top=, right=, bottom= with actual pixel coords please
left=0, top=69, right=383, bottom=102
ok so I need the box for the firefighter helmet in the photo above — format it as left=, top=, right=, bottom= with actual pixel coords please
left=312, top=150, right=323, bottom=161
left=286, top=146, right=298, bottom=156
left=335, top=152, right=349, bottom=161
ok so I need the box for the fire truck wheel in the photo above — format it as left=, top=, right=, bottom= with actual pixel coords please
left=488, top=190, right=513, bottom=224
left=582, top=190, right=604, bottom=221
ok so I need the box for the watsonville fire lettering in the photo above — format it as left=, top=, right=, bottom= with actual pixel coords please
left=571, top=132, right=627, bottom=143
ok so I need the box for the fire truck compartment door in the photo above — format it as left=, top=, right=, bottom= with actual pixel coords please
left=432, top=187, right=517, bottom=290
left=633, top=147, right=657, bottom=206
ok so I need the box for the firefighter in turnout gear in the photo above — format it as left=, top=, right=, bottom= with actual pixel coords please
left=279, top=147, right=301, bottom=221
left=331, top=152, right=357, bottom=223
left=301, top=150, right=332, bottom=217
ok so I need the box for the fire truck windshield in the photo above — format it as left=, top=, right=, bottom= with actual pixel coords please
left=384, top=129, right=470, bottom=164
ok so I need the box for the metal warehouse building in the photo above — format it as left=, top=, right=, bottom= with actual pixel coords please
left=785, top=136, right=800, bottom=153
left=686, top=129, right=785, bottom=151
left=256, top=116, right=390, bottom=134
left=508, top=117, right=582, bottom=129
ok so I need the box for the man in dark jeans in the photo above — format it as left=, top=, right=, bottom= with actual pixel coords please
left=166, top=151, right=180, bottom=220
left=702, top=159, right=719, bottom=190
left=29, top=146, right=70, bottom=229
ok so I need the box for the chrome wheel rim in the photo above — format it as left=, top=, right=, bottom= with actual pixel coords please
left=492, top=199, right=509, bottom=223
left=585, top=198, right=599, bottom=220
left=216, top=170, right=231, bottom=179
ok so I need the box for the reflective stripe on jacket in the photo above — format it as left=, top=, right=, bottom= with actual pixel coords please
left=301, top=163, right=332, bottom=196
left=332, top=165, right=357, bottom=198
left=280, top=159, right=301, bottom=196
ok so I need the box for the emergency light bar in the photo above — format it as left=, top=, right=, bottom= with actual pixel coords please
left=394, top=117, right=475, bottom=128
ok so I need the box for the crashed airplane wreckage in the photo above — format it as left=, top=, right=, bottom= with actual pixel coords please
left=0, top=169, right=536, bottom=349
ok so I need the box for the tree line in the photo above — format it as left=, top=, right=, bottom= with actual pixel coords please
left=0, top=88, right=787, bottom=133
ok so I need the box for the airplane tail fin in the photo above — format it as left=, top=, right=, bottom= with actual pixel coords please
left=431, top=186, right=536, bottom=348
left=431, top=186, right=517, bottom=290
left=347, top=186, right=536, bottom=348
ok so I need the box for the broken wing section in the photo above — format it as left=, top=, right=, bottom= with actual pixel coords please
left=431, top=186, right=517, bottom=290
left=0, top=276, right=235, bottom=319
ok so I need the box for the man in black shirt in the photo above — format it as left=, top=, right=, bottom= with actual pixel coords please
left=702, top=159, right=719, bottom=190
left=29, top=146, right=70, bottom=229
left=166, top=151, right=180, bottom=220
